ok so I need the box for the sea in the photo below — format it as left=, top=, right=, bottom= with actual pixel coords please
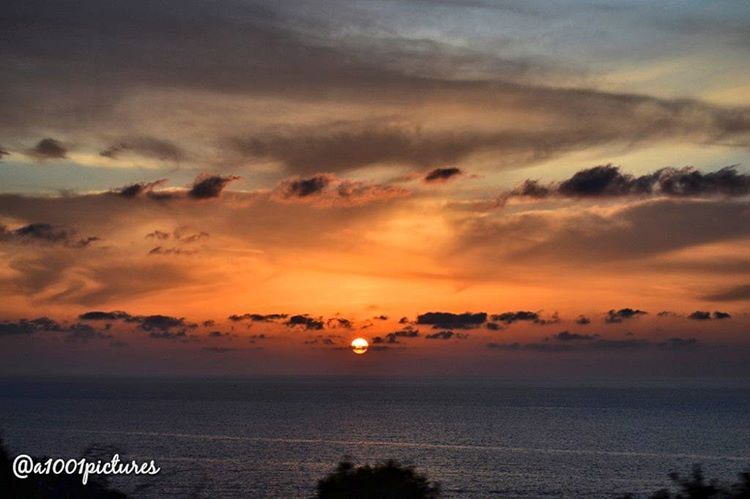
left=1, top=377, right=749, bottom=498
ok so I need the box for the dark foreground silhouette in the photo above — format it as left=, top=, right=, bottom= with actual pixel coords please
left=316, top=460, right=442, bottom=499
left=619, top=465, right=750, bottom=499
left=2, top=435, right=749, bottom=499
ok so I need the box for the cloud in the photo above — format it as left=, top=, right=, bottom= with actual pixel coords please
left=687, top=311, right=732, bottom=320
left=415, top=311, right=487, bottom=329
left=273, top=173, right=409, bottom=207
left=424, top=330, right=467, bottom=340
left=326, top=317, right=354, bottom=329
left=78, top=311, right=135, bottom=321
left=504, top=165, right=750, bottom=202
left=491, top=311, right=538, bottom=324
left=0, top=146, right=8, bottom=160
left=575, top=315, right=591, bottom=325
left=284, top=314, right=324, bottom=330
left=277, top=174, right=332, bottom=197
left=27, top=138, right=67, bottom=160
left=702, top=284, right=750, bottom=301
left=424, top=167, right=463, bottom=183
left=0, top=223, right=99, bottom=248
left=373, top=327, right=420, bottom=344
left=148, top=246, right=197, bottom=256
left=229, top=313, right=288, bottom=322
left=0, top=316, right=109, bottom=341
left=188, top=174, right=240, bottom=199
left=100, top=137, right=185, bottom=161
left=605, top=308, right=647, bottom=324
left=116, top=179, right=169, bottom=198
left=550, top=331, right=599, bottom=341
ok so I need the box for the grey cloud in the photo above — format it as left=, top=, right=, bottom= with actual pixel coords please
left=229, top=313, right=288, bottom=322
left=506, top=165, right=750, bottom=202
left=0, top=223, right=99, bottom=248
left=100, top=137, right=186, bottom=161
left=702, top=284, right=750, bottom=302
left=188, top=175, right=240, bottom=199
left=27, top=138, right=67, bottom=160
left=687, top=311, right=731, bottom=320
left=284, top=314, right=324, bottom=330
left=4, top=1, right=750, bottom=175
left=424, top=167, right=463, bottom=183
left=416, top=311, right=487, bottom=329
left=424, top=330, right=467, bottom=340
left=605, top=308, right=647, bottom=324
left=116, top=179, right=169, bottom=199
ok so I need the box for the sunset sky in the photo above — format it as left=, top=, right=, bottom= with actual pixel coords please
left=1, top=0, right=749, bottom=377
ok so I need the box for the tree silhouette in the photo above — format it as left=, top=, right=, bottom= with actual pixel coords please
left=620, top=465, right=750, bottom=499
left=316, top=459, right=441, bottom=499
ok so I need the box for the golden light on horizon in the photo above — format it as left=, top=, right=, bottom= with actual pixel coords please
left=350, top=337, right=369, bottom=355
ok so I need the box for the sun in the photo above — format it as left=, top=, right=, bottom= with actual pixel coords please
left=350, top=337, right=369, bottom=355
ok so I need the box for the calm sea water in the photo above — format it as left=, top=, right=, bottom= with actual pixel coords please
left=1, top=378, right=749, bottom=498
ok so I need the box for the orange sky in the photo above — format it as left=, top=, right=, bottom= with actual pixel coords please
left=0, top=0, right=749, bottom=377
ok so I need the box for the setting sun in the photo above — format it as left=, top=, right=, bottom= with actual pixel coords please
left=350, top=338, right=369, bottom=355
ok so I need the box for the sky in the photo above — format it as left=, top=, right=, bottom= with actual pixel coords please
left=1, top=0, right=749, bottom=378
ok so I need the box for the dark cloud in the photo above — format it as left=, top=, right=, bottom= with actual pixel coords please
left=550, top=331, right=599, bottom=341
left=284, top=314, right=324, bottom=330
left=416, top=311, right=487, bottom=329
left=688, top=310, right=732, bottom=320
left=0, top=317, right=61, bottom=336
left=146, top=230, right=171, bottom=240
left=116, top=179, right=169, bottom=199
left=424, top=330, right=467, bottom=340
left=506, top=165, right=750, bottom=201
left=0, top=316, right=108, bottom=341
left=28, top=138, right=67, bottom=160
left=188, top=174, right=240, bottom=199
left=657, top=311, right=679, bottom=317
left=273, top=174, right=408, bottom=206
left=373, top=327, right=420, bottom=344
left=575, top=315, right=591, bottom=325
left=229, top=313, right=288, bottom=322
left=134, top=314, right=194, bottom=333
left=326, top=317, right=353, bottom=329
left=78, top=310, right=134, bottom=321
left=100, top=137, right=185, bottom=161
left=703, top=284, right=750, bottom=302
left=277, top=175, right=332, bottom=198
left=0, top=223, right=99, bottom=248
left=424, top=167, right=463, bottom=183
left=490, top=311, right=558, bottom=325
left=0, top=147, right=8, bottom=159
left=148, top=246, right=197, bottom=256
left=605, top=308, right=647, bottom=324
left=485, top=322, right=502, bottom=331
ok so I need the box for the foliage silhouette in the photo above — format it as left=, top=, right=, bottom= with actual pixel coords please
left=620, top=465, right=750, bottom=499
left=316, top=459, right=441, bottom=499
